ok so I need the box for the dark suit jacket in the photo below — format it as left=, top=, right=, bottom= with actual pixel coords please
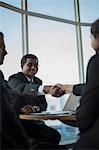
left=73, top=52, right=99, bottom=149
left=8, top=72, right=42, bottom=94
left=0, top=70, right=30, bottom=149
left=8, top=72, right=47, bottom=113
left=73, top=83, right=85, bottom=96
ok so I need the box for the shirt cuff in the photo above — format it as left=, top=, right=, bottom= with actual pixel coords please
left=38, top=85, right=45, bottom=94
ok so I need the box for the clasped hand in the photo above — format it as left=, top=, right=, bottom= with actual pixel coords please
left=49, top=84, right=66, bottom=97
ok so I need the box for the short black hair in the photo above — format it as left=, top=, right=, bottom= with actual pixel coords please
left=0, top=32, right=4, bottom=38
left=91, top=19, right=99, bottom=37
left=21, top=54, right=39, bottom=68
left=0, top=32, right=6, bottom=50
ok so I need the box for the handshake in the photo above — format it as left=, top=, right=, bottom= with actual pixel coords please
left=21, top=84, right=74, bottom=114
left=43, top=84, right=73, bottom=97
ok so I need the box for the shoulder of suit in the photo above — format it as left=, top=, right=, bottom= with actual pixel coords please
left=8, top=72, right=23, bottom=81
left=89, top=54, right=99, bottom=64
left=34, top=76, right=42, bottom=85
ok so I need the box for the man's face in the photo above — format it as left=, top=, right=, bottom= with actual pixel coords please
left=0, top=35, right=7, bottom=65
left=22, top=58, right=38, bottom=79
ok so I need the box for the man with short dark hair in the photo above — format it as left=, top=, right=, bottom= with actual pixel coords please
left=0, top=31, right=32, bottom=149
left=8, top=53, right=47, bottom=113
left=8, top=54, right=61, bottom=145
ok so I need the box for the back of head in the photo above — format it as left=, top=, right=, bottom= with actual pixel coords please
left=0, top=32, right=4, bottom=37
left=0, top=32, right=4, bottom=45
left=91, top=19, right=99, bottom=37
left=0, top=32, right=5, bottom=49
left=0, top=32, right=7, bottom=65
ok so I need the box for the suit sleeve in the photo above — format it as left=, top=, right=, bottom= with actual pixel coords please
left=11, top=94, right=47, bottom=114
left=73, top=83, right=85, bottom=96
left=1, top=83, right=30, bottom=149
left=76, top=55, right=99, bottom=133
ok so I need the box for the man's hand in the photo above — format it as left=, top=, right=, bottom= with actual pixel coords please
left=21, top=105, right=40, bottom=114
left=53, top=84, right=74, bottom=94
left=43, top=84, right=66, bottom=97
left=49, top=85, right=66, bottom=97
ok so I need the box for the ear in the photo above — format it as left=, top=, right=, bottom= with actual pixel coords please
left=35, top=66, right=38, bottom=74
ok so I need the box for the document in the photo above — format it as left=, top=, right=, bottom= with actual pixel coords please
left=30, top=110, right=76, bottom=116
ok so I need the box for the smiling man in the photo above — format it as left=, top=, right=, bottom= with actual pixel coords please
left=8, top=53, right=61, bottom=145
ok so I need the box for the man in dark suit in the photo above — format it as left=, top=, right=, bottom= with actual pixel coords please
left=73, top=18, right=99, bottom=149
left=8, top=54, right=47, bottom=113
left=53, top=19, right=99, bottom=149
left=0, top=32, right=33, bottom=149
left=8, top=54, right=61, bottom=145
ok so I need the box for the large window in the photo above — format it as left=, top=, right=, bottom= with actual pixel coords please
left=79, top=0, right=99, bottom=23
left=0, top=7, right=22, bottom=80
left=28, top=17, right=79, bottom=84
left=28, top=0, right=75, bottom=20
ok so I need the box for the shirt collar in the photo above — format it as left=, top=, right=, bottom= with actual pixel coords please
left=25, top=75, right=34, bottom=82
